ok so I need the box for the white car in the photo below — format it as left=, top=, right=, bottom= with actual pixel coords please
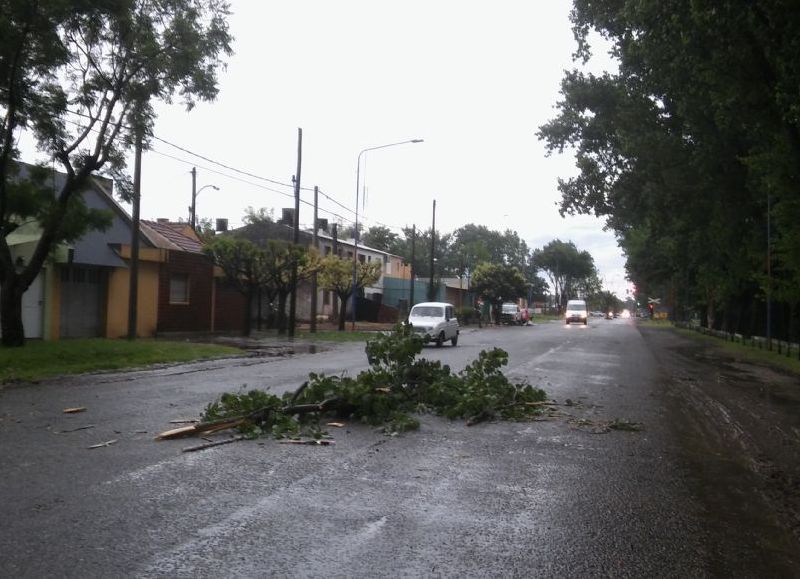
left=408, top=302, right=459, bottom=346
left=565, top=299, right=588, bottom=325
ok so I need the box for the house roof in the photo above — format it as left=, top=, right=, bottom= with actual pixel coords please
left=141, top=220, right=204, bottom=253
left=441, top=276, right=472, bottom=290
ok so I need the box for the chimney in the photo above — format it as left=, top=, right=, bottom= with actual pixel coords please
left=280, top=208, right=295, bottom=226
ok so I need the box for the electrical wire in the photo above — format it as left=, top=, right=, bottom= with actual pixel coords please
left=19, top=105, right=416, bottom=235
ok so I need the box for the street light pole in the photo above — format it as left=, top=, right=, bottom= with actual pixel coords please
left=351, top=138, right=423, bottom=330
left=190, top=167, right=219, bottom=230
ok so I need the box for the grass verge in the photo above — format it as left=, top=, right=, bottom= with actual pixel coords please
left=671, top=326, right=800, bottom=375
left=0, top=339, right=241, bottom=384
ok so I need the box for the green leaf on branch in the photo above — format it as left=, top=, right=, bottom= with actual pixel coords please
left=189, top=324, right=548, bottom=441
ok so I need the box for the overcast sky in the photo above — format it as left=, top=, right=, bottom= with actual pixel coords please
left=40, top=1, right=633, bottom=297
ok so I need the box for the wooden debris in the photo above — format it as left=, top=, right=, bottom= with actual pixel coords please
left=169, top=419, right=199, bottom=424
left=63, top=407, right=87, bottom=414
left=88, top=439, right=117, bottom=449
left=154, top=415, right=247, bottom=440
left=279, top=439, right=334, bottom=446
left=57, top=424, right=95, bottom=433
left=326, top=422, right=346, bottom=428
left=182, top=436, right=246, bottom=453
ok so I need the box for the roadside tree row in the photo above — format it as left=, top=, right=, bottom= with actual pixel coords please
left=539, top=0, right=800, bottom=341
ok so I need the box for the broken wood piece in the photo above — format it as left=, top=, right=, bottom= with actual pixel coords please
left=169, top=419, right=199, bottom=424
left=326, top=422, right=346, bottom=428
left=57, top=424, right=95, bottom=433
left=279, top=439, right=334, bottom=446
left=88, top=439, right=117, bottom=449
left=523, top=400, right=559, bottom=407
left=63, top=407, right=87, bottom=414
left=154, top=424, right=200, bottom=440
left=154, top=416, right=246, bottom=440
left=182, top=436, right=246, bottom=453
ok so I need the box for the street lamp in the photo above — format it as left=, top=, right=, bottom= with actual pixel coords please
left=190, top=184, right=219, bottom=230
left=351, top=138, right=423, bottom=330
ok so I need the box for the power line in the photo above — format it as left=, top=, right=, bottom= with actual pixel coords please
left=28, top=106, right=419, bottom=235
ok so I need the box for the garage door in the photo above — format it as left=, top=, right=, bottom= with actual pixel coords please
left=59, top=266, right=107, bottom=338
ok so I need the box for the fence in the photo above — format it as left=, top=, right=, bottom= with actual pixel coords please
left=673, top=321, right=800, bottom=360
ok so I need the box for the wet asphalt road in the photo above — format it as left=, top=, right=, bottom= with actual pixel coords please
left=1, top=318, right=798, bottom=577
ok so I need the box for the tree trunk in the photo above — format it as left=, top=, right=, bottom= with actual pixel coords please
left=338, top=294, right=348, bottom=331
left=277, top=291, right=288, bottom=335
left=706, top=290, right=716, bottom=330
left=242, top=288, right=253, bottom=337
left=1, top=276, right=26, bottom=347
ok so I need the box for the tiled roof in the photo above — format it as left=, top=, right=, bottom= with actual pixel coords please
left=141, top=220, right=204, bottom=253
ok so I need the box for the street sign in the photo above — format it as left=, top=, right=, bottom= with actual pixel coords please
left=647, top=297, right=661, bottom=304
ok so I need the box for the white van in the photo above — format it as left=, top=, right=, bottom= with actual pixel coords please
left=408, top=302, right=459, bottom=346
left=565, top=299, right=588, bottom=325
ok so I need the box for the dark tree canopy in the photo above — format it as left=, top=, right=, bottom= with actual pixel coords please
left=0, top=0, right=233, bottom=346
left=531, top=239, right=599, bottom=308
left=539, top=0, right=800, bottom=338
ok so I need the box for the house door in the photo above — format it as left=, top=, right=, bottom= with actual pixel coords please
left=22, top=274, right=44, bottom=339
left=59, top=266, right=106, bottom=338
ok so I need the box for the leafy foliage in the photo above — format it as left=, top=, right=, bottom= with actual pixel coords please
left=317, top=255, right=382, bottom=331
left=0, top=0, right=232, bottom=346
left=204, top=236, right=318, bottom=334
left=469, top=262, right=527, bottom=312
left=200, top=324, right=548, bottom=439
left=531, top=239, right=599, bottom=308
left=539, top=0, right=800, bottom=339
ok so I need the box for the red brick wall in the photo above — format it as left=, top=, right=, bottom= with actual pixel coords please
left=156, top=252, right=214, bottom=332
left=214, top=279, right=247, bottom=333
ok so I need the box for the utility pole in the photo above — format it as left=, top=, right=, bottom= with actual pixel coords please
left=288, top=128, right=302, bottom=338
left=190, top=167, right=197, bottom=230
left=428, top=200, right=436, bottom=301
left=127, top=127, right=143, bottom=340
left=332, top=223, right=339, bottom=323
left=766, top=194, right=772, bottom=350
left=409, top=225, right=416, bottom=308
left=310, top=185, right=319, bottom=333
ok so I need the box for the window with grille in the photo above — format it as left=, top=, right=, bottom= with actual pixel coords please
left=169, top=274, right=190, bottom=304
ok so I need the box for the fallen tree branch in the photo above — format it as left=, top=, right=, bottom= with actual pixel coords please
left=282, top=396, right=346, bottom=416
left=155, top=406, right=278, bottom=440
left=182, top=436, right=246, bottom=453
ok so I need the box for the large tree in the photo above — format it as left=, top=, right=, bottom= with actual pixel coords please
left=531, top=239, right=598, bottom=309
left=539, top=0, right=800, bottom=337
left=469, top=262, right=527, bottom=322
left=361, top=225, right=399, bottom=254
left=0, top=0, right=232, bottom=346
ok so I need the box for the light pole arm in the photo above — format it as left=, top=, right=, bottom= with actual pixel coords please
left=190, top=184, right=219, bottom=230
left=351, top=138, right=423, bottom=331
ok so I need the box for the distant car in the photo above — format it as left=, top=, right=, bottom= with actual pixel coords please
left=499, top=302, right=523, bottom=325
left=565, top=299, right=588, bottom=325
left=408, top=302, right=459, bottom=346
left=605, top=311, right=613, bottom=319
left=590, top=310, right=604, bottom=318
